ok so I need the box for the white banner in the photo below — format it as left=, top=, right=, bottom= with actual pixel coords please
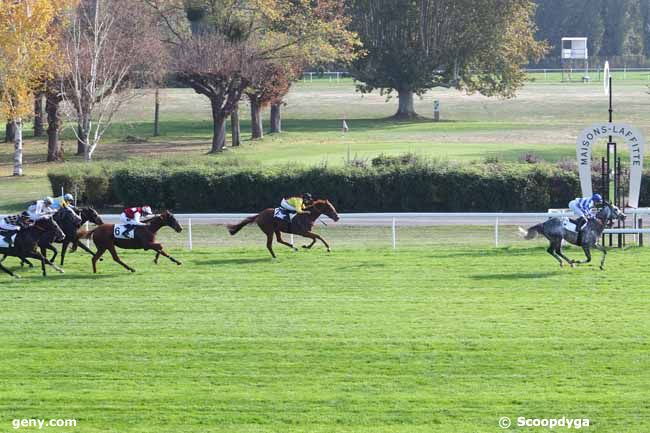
left=576, top=122, right=645, bottom=207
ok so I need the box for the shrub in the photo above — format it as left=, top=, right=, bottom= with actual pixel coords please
left=47, top=156, right=604, bottom=212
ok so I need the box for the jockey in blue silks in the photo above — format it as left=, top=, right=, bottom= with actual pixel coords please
left=568, top=193, right=603, bottom=229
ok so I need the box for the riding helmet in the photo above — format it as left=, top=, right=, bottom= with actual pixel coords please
left=592, top=193, right=603, bottom=202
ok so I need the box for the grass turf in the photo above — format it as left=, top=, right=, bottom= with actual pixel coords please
left=1, top=244, right=649, bottom=433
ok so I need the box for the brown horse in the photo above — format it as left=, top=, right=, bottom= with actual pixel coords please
left=227, top=199, right=340, bottom=258
left=80, top=210, right=183, bottom=273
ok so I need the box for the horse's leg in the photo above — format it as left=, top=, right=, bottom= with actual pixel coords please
left=27, top=251, right=64, bottom=274
left=154, top=251, right=161, bottom=264
left=300, top=231, right=331, bottom=252
left=302, top=237, right=317, bottom=249
left=0, top=260, right=18, bottom=278
left=46, top=244, right=58, bottom=264
left=275, top=231, right=298, bottom=251
left=573, top=246, right=592, bottom=265
left=92, top=247, right=106, bottom=274
left=107, top=246, right=136, bottom=273
left=554, top=244, right=575, bottom=268
left=546, top=243, right=564, bottom=267
left=593, top=244, right=607, bottom=270
left=149, top=243, right=182, bottom=265
left=266, top=232, right=276, bottom=258
left=60, top=241, right=69, bottom=266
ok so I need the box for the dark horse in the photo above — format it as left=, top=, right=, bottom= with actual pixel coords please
left=227, top=199, right=340, bottom=258
left=5, top=207, right=103, bottom=268
left=0, top=218, right=65, bottom=278
left=520, top=202, right=625, bottom=270
left=80, top=210, right=183, bottom=273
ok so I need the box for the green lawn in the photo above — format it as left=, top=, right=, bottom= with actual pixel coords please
left=1, top=244, right=649, bottom=432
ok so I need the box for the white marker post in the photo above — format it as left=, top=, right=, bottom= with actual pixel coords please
left=188, top=218, right=193, bottom=250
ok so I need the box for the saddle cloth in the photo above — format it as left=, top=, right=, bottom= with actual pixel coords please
left=113, top=224, right=136, bottom=239
left=274, top=208, right=297, bottom=221
left=562, top=218, right=577, bottom=233
left=0, top=232, right=17, bottom=248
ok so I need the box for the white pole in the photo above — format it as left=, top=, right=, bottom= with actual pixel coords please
left=188, top=218, right=193, bottom=250
left=392, top=217, right=396, bottom=250
left=290, top=234, right=294, bottom=245
left=85, top=221, right=90, bottom=248
left=495, top=217, right=499, bottom=248
left=337, top=72, right=340, bottom=83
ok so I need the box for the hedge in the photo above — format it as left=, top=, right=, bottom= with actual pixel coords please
left=49, top=158, right=619, bottom=212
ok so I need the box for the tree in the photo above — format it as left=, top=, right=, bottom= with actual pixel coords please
left=245, top=61, right=298, bottom=139
left=145, top=0, right=357, bottom=151
left=61, top=0, right=164, bottom=162
left=0, top=1, right=67, bottom=175
left=349, top=0, right=547, bottom=118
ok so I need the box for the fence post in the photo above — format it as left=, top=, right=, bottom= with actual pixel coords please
left=85, top=221, right=90, bottom=248
left=495, top=217, right=499, bottom=248
left=544, top=69, right=547, bottom=80
left=188, top=218, right=193, bottom=250
left=392, top=217, right=396, bottom=250
left=640, top=218, right=644, bottom=247
left=290, top=234, right=294, bottom=245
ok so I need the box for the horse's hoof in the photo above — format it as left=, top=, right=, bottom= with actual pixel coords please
left=58, top=269, right=65, bottom=274
left=176, top=261, right=183, bottom=266
left=292, top=248, right=298, bottom=252
left=130, top=269, right=136, bottom=273
left=13, top=274, right=20, bottom=279
left=327, top=248, right=331, bottom=253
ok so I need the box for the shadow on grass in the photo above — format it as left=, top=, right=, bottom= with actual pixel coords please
left=470, top=271, right=561, bottom=280
left=193, top=257, right=271, bottom=266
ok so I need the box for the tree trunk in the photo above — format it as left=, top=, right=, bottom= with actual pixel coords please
left=231, top=104, right=240, bottom=147
left=207, top=97, right=229, bottom=152
left=153, top=88, right=160, bottom=137
left=83, top=128, right=94, bottom=162
left=34, top=94, right=45, bottom=137
left=270, top=103, right=282, bottom=133
left=5, top=121, right=15, bottom=143
left=76, top=123, right=85, bottom=155
left=393, top=89, right=418, bottom=119
left=13, top=119, right=23, bottom=176
left=46, top=94, right=63, bottom=162
left=250, top=99, right=263, bottom=139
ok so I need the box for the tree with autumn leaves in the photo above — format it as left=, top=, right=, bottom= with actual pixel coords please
left=0, top=0, right=74, bottom=175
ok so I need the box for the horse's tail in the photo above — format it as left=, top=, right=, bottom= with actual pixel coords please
left=518, top=224, right=543, bottom=240
left=227, top=214, right=258, bottom=236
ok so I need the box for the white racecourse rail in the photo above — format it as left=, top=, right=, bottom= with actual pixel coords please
left=82, top=209, right=650, bottom=249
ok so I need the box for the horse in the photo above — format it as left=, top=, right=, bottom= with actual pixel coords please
left=6, top=207, right=104, bottom=268
left=79, top=210, right=183, bottom=273
left=519, top=201, right=625, bottom=270
left=0, top=217, right=65, bottom=278
left=56, top=207, right=104, bottom=265
left=227, top=199, right=340, bottom=258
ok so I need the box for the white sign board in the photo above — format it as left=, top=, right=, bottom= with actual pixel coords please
left=576, top=123, right=645, bottom=207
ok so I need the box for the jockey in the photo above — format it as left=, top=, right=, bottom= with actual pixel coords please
left=0, top=212, right=31, bottom=247
left=27, top=197, right=55, bottom=221
left=568, top=193, right=603, bottom=229
left=52, top=193, right=80, bottom=217
left=280, top=193, right=314, bottom=219
left=120, top=206, right=153, bottom=237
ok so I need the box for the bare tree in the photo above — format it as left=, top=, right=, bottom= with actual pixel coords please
left=61, top=0, right=164, bottom=161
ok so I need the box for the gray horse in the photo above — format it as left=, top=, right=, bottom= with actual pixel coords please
left=519, top=202, right=625, bottom=270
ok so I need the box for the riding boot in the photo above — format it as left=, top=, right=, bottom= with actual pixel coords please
left=576, top=218, right=586, bottom=246
left=3, top=234, right=13, bottom=248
